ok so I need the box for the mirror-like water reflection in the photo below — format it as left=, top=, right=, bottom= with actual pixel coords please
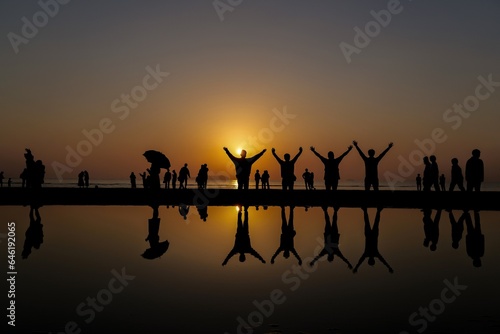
left=2, top=205, right=500, bottom=333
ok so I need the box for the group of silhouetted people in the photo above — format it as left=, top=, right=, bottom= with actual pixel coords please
left=418, top=149, right=484, bottom=192
left=23, top=149, right=45, bottom=188
left=77, top=170, right=90, bottom=188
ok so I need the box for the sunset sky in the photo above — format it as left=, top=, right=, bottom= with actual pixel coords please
left=1, top=0, right=499, bottom=184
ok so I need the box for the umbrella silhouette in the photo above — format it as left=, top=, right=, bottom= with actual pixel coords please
left=141, top=240, right=170, bottom=260
left=143, top=150, right=171, bottom=169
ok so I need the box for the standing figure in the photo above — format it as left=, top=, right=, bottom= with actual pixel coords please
left=302, top=169, right=310, bottom=190
left=196, top=164, right=208, bottom=189
left=254, top=170, right=261, bottom=189
left=271, top=147, right=302, bottom=190
left=78, top=171, right=85, bottom=188
left=465, top=149, right=484, bottom=192
left=178, top=163, right=190, bottom=189
left=310, top=145, right=352, bottom=191
left=353, top=207, right=393, bottom=273
left=310, top=206, right=352, bottom=269
left=422, top=157, right=432, bottom=192
left=130, top=172, right=137, bottom=188
left=84, top=170, right=90, bottom=188
left=223, top=147, right=266, bottom=190
left=163, top=170, right=171, bottom=189
left=439, top=174, right=446, bottom=191
left=139, top=171, right=148, bottom=188
left=20, top=168, right=27, bottom=188
left=0, top=171, right=4, bottom=187
left=261, top=170, right=270, bottom=189
left=172, top=170, right=177, bottom=190
left=222, top=206, right=266, bottom=265
left=416, top=174, right=422, bottom=191
left=353, top=141, right=393, bottom=191
left=449, top=158, right=465, bottom=191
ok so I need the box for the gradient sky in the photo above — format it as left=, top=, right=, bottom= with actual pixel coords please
left=1, top=0, right=499, bottom=183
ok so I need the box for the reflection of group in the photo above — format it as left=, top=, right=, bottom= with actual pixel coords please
left=22, top=205, right=44, bottom=259
left=418, top=149, right=484, bottom=192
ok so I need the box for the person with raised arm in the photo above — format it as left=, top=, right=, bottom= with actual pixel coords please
left=271, top=206, right=302, bottom=265
left=223, top=147, right=266, bottom=190
left=310, top=145, right=352, bottom=190
left=222, top=206, right=266, bottom=265
left=271, top=147, right=302, bottom=190
left=353, top=207, right=393, bottom=273
left=352, top=141, right=393, bottom=191
left=310, top=206, right=352, bottom=269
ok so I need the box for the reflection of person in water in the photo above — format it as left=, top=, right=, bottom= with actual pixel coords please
left=310, top=206, right=352, bottom=269
left=222, top=206, right=266, bottom=265
left=179, top=205, right=190, bottom=220
left=448, top=210, right=465, bottom=249
left=197, top=205, right=208, bottom=221
left=353, top=207, right=393, bottom=273
left=422, top=208, right=441, bottom=251
left=22, top=206, right=44, bottom=259
left=142, top=205, right=170, bottom=259
left=465, top=210, right=484, bottom=268
left=271, top=206, right=302, bottom=265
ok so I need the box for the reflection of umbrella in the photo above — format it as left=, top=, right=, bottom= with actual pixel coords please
left=141, top=240, right=170, bottom=260
left=143, top=150, right=171, bottom=169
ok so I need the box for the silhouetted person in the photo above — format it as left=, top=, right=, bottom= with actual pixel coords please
left=302, top=169, right=310, bottom=190
left=139, top=171, right=148, bottom=188
left=261, top=170, right=270, bottom=189
left=309, top=172, right=315, bottom=190
left=422, top=208, right=441, bottom=251
left=163, top=170, right=171, bottom=189
left=353, top=207, right=393, bottom=273
left=416, top=174, right=422, bottom=191
left=271, top=206, right=302, bottom=265
left=8, top=178, right=12, bottom=187
left=449, top=158, right=465, bottom=191
left=197, top=205, right=208, bottom=221
left=20, top=168, right=27, bottom=188
left=465, top=210, right=484, bottom=267
left=172, top=170, right=177, bottom=189
left=429, top=155, right=440, bottom=191
left=224, top=147, right=266, bottom=190
left=147, top=165, right=161, bottom=189
left=439, top=174, right=446, bottom=191
left=84, top=170, right=89, bottom=188
left=422, top=156, right=432, bottom=192
left=466, top=149, right=484, bottom=192
left=272, top=147, right=303, bottom=190
left=310, top=145, right=352, bottom=191
left=254, top=170, right=261, bottom=189
left=448, top=210, right=465, bottom=249
left=195, top=164, right=208, bottom=189
left=142, top=205, right=169, bottom=260
left=24, top=149, right=36, bottom=188
left=78, top=171, right=85, bottom=188
left=0, top=171, right=4, bottom=187
left=353, top=141, right=393, bottom=191
left=129, top=172, right=136, bottom=188
left=222, top=206, right=266, bottom=265
left=178, top=163, right=190, bottom=189
left=179, top=205, right=189, bottom=220
left=310, top=206, right=352, bottom=269
left=22, top=206, right=44, bottom=259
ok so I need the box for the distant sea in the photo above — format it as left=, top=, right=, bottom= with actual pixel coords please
left=7, top=178, right=500, bottom=191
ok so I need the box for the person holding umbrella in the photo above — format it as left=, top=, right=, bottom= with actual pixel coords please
left=143, top=150, right=171, bottom=190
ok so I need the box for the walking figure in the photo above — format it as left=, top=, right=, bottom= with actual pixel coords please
left=310, top=145, right=352, bottom=191
left=429, top=155, right=440, bottom=191
left=353, top=141, right=393, bottom=191
left=449, top=158, right=465, bottom=191
left=223, top=147, right=266, bottom=190
left=416, top=174, right=422, bottom=191
left=271, top=206, right=302, bottom=265
left=465, top=149, right=484, bottom=192
left=272, top=147, right=302, bottom=190
left=130, top=172, right=137, bottom=188
left=178, top=163, right=190, bottom=189
left=439, top=174, right=446, bottom=191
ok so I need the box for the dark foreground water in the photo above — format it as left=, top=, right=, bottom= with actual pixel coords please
left=2, top=205, right=500, bottom=334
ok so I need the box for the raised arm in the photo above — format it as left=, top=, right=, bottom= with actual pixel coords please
left=291, top=248, right=302, bottom=265
left=337, top=145, right=353, bottom=161
left=291, top=147, right=303, bottom=163
left=353, top=254, right=366, bottom=273
left=223, top=147, right=237, bottom=161
left=336, top=250, right=353, bottom=269
left=271, top=148, right=283, bottom=163
left=376, top=142, right=393, bottom=160
left=249, top=248, right=266, bottom=263
left=249, top=149, right=267, bottom=164
left=377, top=254, right=394, bottom=273
left=270, top=247, right=283, bottom=264
left=309, top=249, right=327, bottom=266
left=222, top=248, right=238, bottom=266
left=352, top=141, right=367, bottom=160
left=310, top=146, right=327, bottom=163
